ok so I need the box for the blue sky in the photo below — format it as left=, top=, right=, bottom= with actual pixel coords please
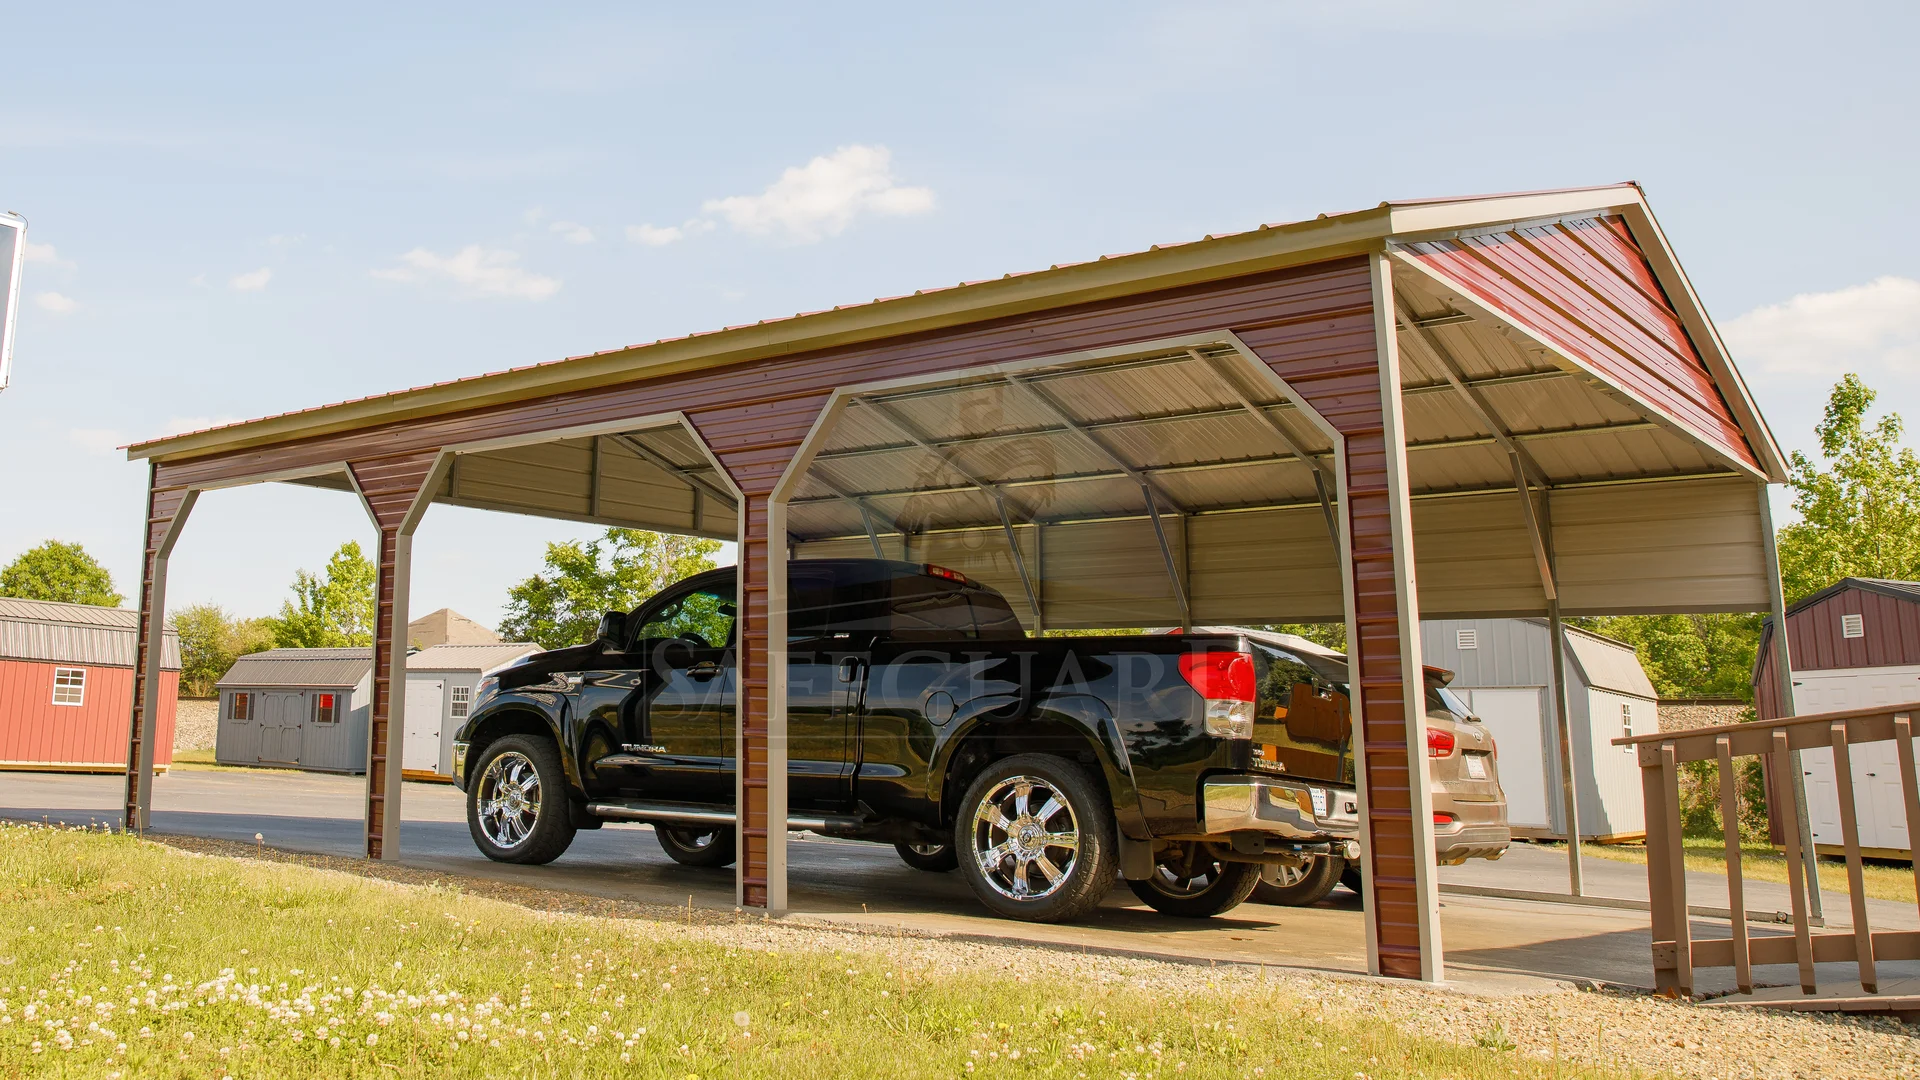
left=2, top=2, right=1916, bottom=628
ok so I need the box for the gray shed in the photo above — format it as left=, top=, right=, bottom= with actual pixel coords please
left=403, top=643, right=538, bottom=780
left=214, top=648, right=372, bottom=773
left=1421, top=619, right=1656, bottom=842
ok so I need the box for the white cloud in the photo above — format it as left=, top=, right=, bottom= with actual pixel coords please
left=1722, top=276, right=1920, bottom=376
left=549, top=220, right=594, bottom=244
left=160, top=414, right=244, bottom=436
left=371, top=245, right=561, bottom=301
left=65, top=427, right=128, bottom=455
left=23, top=241, right=74, bottom=268
left=701, top=145, right=934, bottom=243
left=34, top=291, right=79, bottom=315
left=626, top=218, right=714, bottom=247
left=229, top=267, right=273, bottom=292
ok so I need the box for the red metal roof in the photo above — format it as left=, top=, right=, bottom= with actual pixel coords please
left=126, top=185, right=1644, bottom=452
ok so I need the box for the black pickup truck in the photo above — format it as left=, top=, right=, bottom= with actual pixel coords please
left=450, top=559, right=1363, bottom=923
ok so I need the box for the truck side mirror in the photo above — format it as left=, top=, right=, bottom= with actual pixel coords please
left=595, top=610, right=627, bottom=648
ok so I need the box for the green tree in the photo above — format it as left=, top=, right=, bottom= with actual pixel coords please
left=499, top=529, right=722, bottom=649
left=270, top=542, right=378, bottom=648
left=173, top=603, right=276, bottom=697
left=0, top=540, right=123, bottom=607
left=1776, top=374, right=1920, bottom=602
left=1577, top=613, right=1762, bottom=699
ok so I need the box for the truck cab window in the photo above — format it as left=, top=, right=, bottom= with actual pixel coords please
left=633, top=584, right=736, bottom=648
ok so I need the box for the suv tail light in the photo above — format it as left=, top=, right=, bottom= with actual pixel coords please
left=923, top=564, right=968, bottom=585
left=1179, top=650, right=1255, bottom=739
left=1426, top=727, right=1456, bottom=757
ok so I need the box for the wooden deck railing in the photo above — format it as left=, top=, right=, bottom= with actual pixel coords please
left=1615, top=703, right=1920, bottom=997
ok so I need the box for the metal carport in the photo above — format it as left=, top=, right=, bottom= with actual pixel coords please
left=120, top=183, right=1788, bottom=982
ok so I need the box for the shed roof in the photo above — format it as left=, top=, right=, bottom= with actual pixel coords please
left=408, top=643, right=540, bottom=672
left=1554, top=623, right=1659, bottom=699
left=217, top=648, right=372, bottom=689
left=0, top=598, right=181, bottom=669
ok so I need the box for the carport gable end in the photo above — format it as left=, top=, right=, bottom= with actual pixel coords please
left=119, top=184, right=1787, bottom=984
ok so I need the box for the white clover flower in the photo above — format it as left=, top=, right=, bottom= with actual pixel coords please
left=366, top=1033, right=378, bottom=1046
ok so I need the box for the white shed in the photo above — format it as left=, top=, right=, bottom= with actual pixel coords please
left=403, top=643, right=539, bottom=781
left=1421, top=619, right=1656, bottom=842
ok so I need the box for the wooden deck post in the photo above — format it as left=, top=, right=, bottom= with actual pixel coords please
left=1640, top=742, right=1679, bottom=994
left=122, top=467, right=196, bottom=833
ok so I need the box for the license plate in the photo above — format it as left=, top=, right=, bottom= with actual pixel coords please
left=1310, top=787, right=1328, bottom=818
left=1464, top=753, right=1488, bottom=779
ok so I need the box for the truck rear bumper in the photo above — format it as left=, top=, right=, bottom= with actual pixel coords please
left=1202, top=774, right=1361, bottom=841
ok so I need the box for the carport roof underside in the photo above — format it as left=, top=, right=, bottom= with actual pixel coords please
left=128, top=184, right=1788, bottom=622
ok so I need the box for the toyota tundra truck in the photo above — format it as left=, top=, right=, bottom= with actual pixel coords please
left=450, top=560, right=1394, bottom=922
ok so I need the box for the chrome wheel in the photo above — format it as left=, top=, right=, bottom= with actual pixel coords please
left=969, top=775, right=1079, bottom=901
left=907, top=842, right=946, bottom=857
left=476, top=750, right=542, bottom=849
left=1267, top=860, right=1311, bottom=887
left=1148, top=857, right=1232, bottom=898
left=667, top=827, right=718, bottom=851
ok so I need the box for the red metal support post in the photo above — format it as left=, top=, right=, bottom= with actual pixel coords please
left=122, top=466, right=196, bottom=833
left=349, top=450, right=448, bottom=860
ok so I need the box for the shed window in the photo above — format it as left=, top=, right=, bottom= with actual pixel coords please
left=1841, top=613, right=1865, bottom=639
left=1621, top=702, right=1634, bottom=738
left=450, top=684, right=472, bottom=719
left=230, top=692, right=251, bottom=721
left=51, top=667, right=86, bottom=706
left=1456, top=628, right=1478, bottom=650
left=313, top=692, right=338, bottom=724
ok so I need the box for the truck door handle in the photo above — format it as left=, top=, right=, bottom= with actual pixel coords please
left=687, top=661, right=723, bottom=682
left=838, top=657, right=863, bottom=683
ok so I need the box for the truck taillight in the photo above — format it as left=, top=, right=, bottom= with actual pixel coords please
left=1179, top=651, right=1255, bottom=740
left=1427, top=727, right=1455, bottom=757
left=923, top=564, right=968, bottom=585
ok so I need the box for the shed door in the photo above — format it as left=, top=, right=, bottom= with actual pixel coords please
left=259, top=692, right=305, bottom=765
left=1462, top=688, right=1550, bottom=830
left=404, top=679, right=446, bottom=774
left=1793, top=669, right=1920, bottom=853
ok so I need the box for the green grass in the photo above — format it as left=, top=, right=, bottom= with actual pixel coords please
left=166, top=749, right=303, bottom=775
left=0, top=823, right=1636, bottom=1080
left=1566, top=839, right=1917, bottom=905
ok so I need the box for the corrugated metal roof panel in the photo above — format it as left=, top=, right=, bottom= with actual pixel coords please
left=0, top=599, right=180, bottom=669
left=408, top=644, right=541, bottom=672
left=217, top=648, right=372, bottom=689
left=1562, top=626, right=1659, bottom=698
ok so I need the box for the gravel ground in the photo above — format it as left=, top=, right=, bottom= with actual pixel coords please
left=156, top=834, right=1917, bottom=1080
left=173, top=697, right=219, bottom=751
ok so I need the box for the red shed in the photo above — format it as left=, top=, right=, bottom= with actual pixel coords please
left=1755, top=578, right=1920, bottom=856
left=0, top=598, right=181, bottom=772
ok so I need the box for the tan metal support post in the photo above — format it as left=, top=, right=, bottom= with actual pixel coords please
left=1548, top=600, right=1584, bottom=894
left=123, top=473, right=197, bottom=833
left=1370, top=253, right=1444, bottom=981
left=1758, top=485, right=1821, bottom=920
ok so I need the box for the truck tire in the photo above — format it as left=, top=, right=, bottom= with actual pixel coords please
left=1251, top=854, right=1344, bottom=907
left=466, top=735, right=577, bottom=865
left=655, top=826, right=737, bottom=868
left=954, top=754, right=1115, bottom=923
left=895, top=841, right=959, bottom=872
left=1128, top=854, right=1261, bottom=918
